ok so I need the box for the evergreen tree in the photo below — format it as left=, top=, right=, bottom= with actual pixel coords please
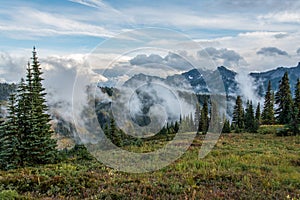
left=174, top=121, right=179, bottom=133
left=222, top=119, right=231, bottom=133
left=26, top=47, right=57, bottom=165
left=275, top=72, right=293, bottom=124
left=255, top=102, right=261, bottom=125
left=0, top=94, right=20, bottom=169
left=159, top=126, right=167, bottom=135
left=0, top=48, right=57, bottom=168
left=232, top=95, right=244, bottom=131
left=244, top=100, right=253, bottom=130
left=194, top=103, right=201, bottom=132
left=230, top=122, right=235, bottom=131
left=167, top=122, right=175, bottom=134
left=199, top=100, right=208, bottom=134
left=189, top=113, right=194, bottom=131
left=294, top=78, right=300, bottom=120
left=262, top=81, right=275, bottom=124
left=109, top=118, right=122, bottom=147
left=15, top=78, right=33, bottom=166
left=288, top=107, right=300, bottom=135
left=244, top=100, right=258, bottom=132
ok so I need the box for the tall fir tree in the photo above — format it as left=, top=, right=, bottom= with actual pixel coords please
left=294, top=78, right=300, bottom=120
left=255, top=102, right=261, bottom=125
left=194, top=103, right=201, bottom=132
left=174, top=121, right=179, bottom=133
left=244, top=100, right=258, bottom=132
left=16, top=78, right=33, bottom=166
left=0, top=93, right=20, bottom=169
left=288, top=107, right=300, bottom=135
left=232, top=95, right=244, bottom=131
left=275, top=72, right=293, bottom=124
left=222, top=119, right=231, bottom=133
left=245, top=100, right=253, bottom=130
left=262, top=81, right=275, bottom=124
left=109, top=118, right=122, bottom=147
left=28, top=47, right=57, bottom=164
left=199, top=100, right=208, bottom=134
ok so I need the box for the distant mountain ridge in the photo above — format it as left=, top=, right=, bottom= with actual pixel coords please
left=250, top=62, right=300, bottom=96
left=123, top=62, right=300, bottom=97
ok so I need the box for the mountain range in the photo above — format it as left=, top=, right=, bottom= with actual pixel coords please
left=1, top=62, right=299, bottom=142
left=124, top=62, right=300, bottom=98
left=1, top=62, right=299, bottom=103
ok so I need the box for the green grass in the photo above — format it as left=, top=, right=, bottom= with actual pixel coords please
left=0, top=133, right=300, bottom=199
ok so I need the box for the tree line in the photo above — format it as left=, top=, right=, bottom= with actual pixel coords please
left=229, top=72, right=300, bottom=135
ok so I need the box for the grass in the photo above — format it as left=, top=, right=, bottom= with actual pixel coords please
left=0, top=132, right=300, bottom=199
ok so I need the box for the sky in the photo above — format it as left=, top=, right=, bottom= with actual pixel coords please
left=1, top=0, right=300, bottom=84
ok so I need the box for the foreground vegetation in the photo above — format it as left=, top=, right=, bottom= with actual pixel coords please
left=0, top=131, right=299, bottom=199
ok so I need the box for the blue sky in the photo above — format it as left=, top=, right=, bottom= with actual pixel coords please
left=1, top=0, right=300, bottom=83
left=1, top=0, right=299, bottom=52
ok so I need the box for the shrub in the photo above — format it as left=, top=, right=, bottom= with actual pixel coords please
left=258, top=125, right=284, bottom=135
left=0, top=190, right=19, bottom=200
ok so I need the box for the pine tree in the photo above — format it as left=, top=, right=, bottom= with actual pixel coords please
left=288, top=107, right=300, bottom=135
left=255, top=102, right=261, bottom=125
left=174, top=121, right=179, bottom=133
left=0, top=94, right=20, bottom=169
left=245, top=100, right=253, bottom=130
left=294, top=78, right=300, bottom=120
left=109, top=118, right=122, bottom=147
left=244, top=100, right=258, bottom=132
left=15, top=78, right=32, bottom=166
left=194, top=103, right=201, bottom=132
left=222, top=119, right=231, bottom=133
left=199, top=100, right=208, bottom=134
left=275, top=72, right=293, bottom=124
left=189, top=113, right=194, bottom=131
left=26, top=47, right=57, bottom=165
left=232, top=95, right=244, bottom=131
left=262, top=81, right=275, bottom=124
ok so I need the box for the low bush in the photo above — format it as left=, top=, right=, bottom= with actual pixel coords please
left=0, top=190, right=19, bottom=200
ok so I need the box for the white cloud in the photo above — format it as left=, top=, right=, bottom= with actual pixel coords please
left=69, top=0, right=121, bottom=15
left=0, top=52, right=26, bottom=83
left=194, top=31, right=300, bottom=71
left=259, top=12, right=300, bottom=24
left=0, top=7, right=115, bottom=39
